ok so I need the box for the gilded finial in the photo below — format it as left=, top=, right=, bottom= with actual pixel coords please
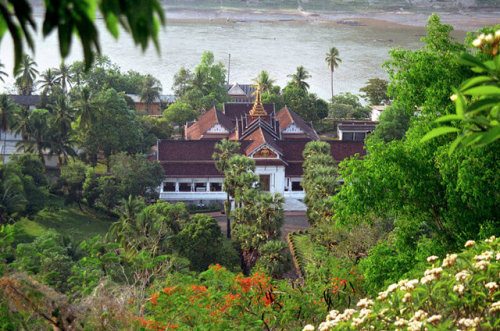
left=250, top=83, right=267, bottom=117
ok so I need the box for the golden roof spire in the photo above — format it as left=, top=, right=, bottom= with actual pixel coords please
left=249, top=83, right=267, bottom=117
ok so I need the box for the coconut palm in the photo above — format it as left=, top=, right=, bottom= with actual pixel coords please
left=72, top=87, right=100, bottom=129
left=13, top=106, right=31, bottom=141
left=48, top=95, right=76, bottom=167
left=325, top=47, right=342, bottom=101
left=39, top=68, right=59, bottom=94
left=252, top=71, right=275, bottom=94
left=70, top=62, right=85, bottom=87
left=0, top=163, right=28, bottom=224
left=213, top=139, right=240, bottom=238
left=56, top=63, right=72, bottom=92
left=139, top=74, right=161, bottom=114
left=0, top=95, right=19, bottom=161
left=16, top=108, right=50, bottom=165
left=287, top=66, right=311, bottom=91
left=15, top=55, right=39, bottom=95
left=0, top=61, right=8, bottom=83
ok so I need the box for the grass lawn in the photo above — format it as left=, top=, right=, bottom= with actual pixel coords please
left=17, top=195, right=116, bottom=242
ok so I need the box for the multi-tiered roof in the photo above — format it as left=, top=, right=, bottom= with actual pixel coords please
left=157, top=89, right=365, bottom=178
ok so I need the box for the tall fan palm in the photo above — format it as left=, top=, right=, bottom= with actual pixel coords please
left=140, top=75, right=162, bottom=114
left=0, top=95, right=19, bottom=161
left=0, top=61, right=8, bottom=83
left=39, top=68, right=59, bottom=94
left=325, top=47, right=342, bottom=101
left=15, top=55, right=39, bottom=95
left=251, top=71, right=275, bottom=94
left=56, top=63, right=72, bottom=92
left=212, top=139, right=240, bottom=238
left=287, top=66, right=311, bottom=91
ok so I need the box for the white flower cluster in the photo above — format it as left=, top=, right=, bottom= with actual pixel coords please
left=473, top=251, right=493, bottom=270
left=442, top=254, right=457, bottom=268
left=421, top=267, right=443, bottom=284
left=317, top=309, right=358, bottom=330
left=306, top=237, right=499, bottom=331
left=490, top=301, right=500, bottom=313
left=457, top=317, right=480, bottom=329
left=472, top=31, right=500, bottom=47
left=455, top=270, right=471, bottom=282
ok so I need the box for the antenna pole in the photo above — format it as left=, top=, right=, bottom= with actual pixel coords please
left=227, top=53, right=231, bottom=84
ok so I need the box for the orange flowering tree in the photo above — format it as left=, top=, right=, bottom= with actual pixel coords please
left=138, top=265, right=331, bottom=330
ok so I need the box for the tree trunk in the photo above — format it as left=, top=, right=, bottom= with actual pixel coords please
left=331, top=70, right=334, bottom=102
left=224, top=197, right=231, bottom=238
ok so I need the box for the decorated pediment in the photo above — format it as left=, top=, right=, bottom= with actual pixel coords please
left=283, top=123, right=304, bottom=134
left=253, top=146, right=278, bottom=158
left=206, top=123, right=229, bottom=134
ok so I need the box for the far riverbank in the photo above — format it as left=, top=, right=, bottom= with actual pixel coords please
left=164, top=7, right=500, bottom=32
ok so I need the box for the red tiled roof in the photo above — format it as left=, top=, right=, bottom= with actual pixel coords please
left=185, top=107, right=234, bottom=140
left=328, top=141, right=366, bottom=162
left=243, top=127, right=282, bottom=156
left=161, top=162, right=223, bottom=178
left=276, top=106, right=320, bottom=140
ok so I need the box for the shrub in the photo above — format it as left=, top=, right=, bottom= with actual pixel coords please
left=306, top=236, right=500, bottom=330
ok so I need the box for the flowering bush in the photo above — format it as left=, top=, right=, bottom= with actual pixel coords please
left=140, top=264, right=331, bottom=330
left=305, top=236, right=500, bottom=330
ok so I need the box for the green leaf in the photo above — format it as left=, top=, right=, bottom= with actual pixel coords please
left=105, top=12, right=119, bottom=39
left=476, top=125, right=500, bottom=146
left=448, top=134, right=465, bottom=155
left=460, top=76, right=494, bottom=91
left=421, top=126, right=460, bottom=143
left=435, top=114, right=464, bottom=123
left=467, top=97, right=500, bottom=114
left=464, top=86, right=500, bottom=97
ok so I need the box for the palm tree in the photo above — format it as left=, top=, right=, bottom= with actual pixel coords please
left=72, top=87, right=99, bottom=129
left=16, top=108, right=50, bottom=165
left=287, top=66, right=311, bottom=91
left=13, top=106, right=31, bottom=141
left=56, top=63, right=72, bottom=92
left=212, top=139, right=240, bottom=238
left=48, top=95, right=76, bottom=167
left=325, top=47, right=342, bottom=101
left=0, top=61, right=8, bottom=83
left=70, top=62, right=85, bottom=87
left=15, top=55, right=38, bottom=95
left=139, top=75, right=161, bottom=114
left=0, top=95, right=19, bottom=162
left=39, top=68, right=59, bottom=94
left=252, top=71, right=275, bottom=94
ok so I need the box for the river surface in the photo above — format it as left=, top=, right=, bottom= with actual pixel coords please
left=1, top=18, right=436, bottom=100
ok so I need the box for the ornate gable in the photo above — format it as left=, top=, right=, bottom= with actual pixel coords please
left=252, top=146, right=278, bottom=158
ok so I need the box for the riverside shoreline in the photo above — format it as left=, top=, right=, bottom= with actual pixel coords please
left=164, top=7, right=500, bottom=31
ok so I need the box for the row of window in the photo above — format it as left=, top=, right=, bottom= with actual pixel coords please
left=162, top=180, right=303, bottom=192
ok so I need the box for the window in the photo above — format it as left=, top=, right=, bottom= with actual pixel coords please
left=210, top=182, right=222, bottom=192
left=194, top=182, right=207, bottom=192
left=163, top=182, right=175, bottom=192
left=179, top=182, right=191, bottom=192
left=343, top=132, right=354, bottom=140
left=291, top=181, right=303, bottom=191
left=259, top=175, right=270, bottom=192
left=354, top=132, right=366, bottom=141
